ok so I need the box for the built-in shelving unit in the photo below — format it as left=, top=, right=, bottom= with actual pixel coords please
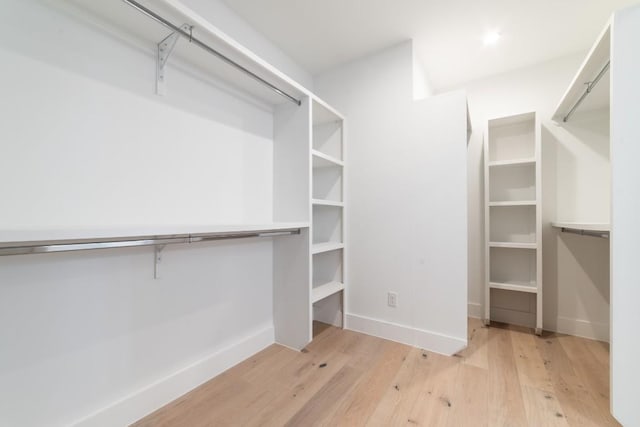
left=484, top=112, right=542, bottom=335
left=311, top=99, right=345, bottom=333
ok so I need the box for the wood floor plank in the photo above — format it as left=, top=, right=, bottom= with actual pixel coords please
left=446, top=363, right=488, bottom=427
left=557, top=335, right=618, bottom=425
left=245, top=349, right=352, bottom=427
left=283, top=365, right=362, bottom=426
left=407, top=352, right=460, bottom=426
left=457, top=317, right=489, bottom=370
left=328, top=340, right=411, bottom=426
left=486, top=325, right=528, bottom=427
left=365, top=347, right=436, bottom=426
left=133, top=321, right=616, bottom=427
left=521, top=385, right=570, bottom=427
left=538, top=333, right=618, bottom=427
left=510, top=328, right=554, bottom=392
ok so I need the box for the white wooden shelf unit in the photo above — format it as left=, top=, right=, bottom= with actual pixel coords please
left=311, top=99, right=346, bottom=333
left=11, top=0, right=348, bottom=352
left=484, top=112, right=542, bottom=334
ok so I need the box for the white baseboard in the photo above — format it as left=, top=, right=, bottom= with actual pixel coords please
left=468, top=302, right=482, bottom=319
left=469, top=302, right=609, bottom=342
left=556, top=316, right=609, bottom=342
left=345, top=313, right=467, bottom=356
left=72, top=325, right=275, bottom=427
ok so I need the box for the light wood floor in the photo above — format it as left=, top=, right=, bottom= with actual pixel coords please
left=133, top=319, right=619, bottom=426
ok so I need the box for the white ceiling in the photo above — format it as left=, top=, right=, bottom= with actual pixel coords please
left=221, top=0, right=637, bottom=91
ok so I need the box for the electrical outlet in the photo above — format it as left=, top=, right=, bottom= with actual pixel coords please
left=387, top=292, right=398, bottom=307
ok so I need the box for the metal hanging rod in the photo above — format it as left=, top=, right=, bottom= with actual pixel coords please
left=0, top=228, right=301, bottom=256
left=122, top=0, right=302, bottom=106
left=563, top=60, right=610, bottom=122
left=559, top=227, right=609, bottom=239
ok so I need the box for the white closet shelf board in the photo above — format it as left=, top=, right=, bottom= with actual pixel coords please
left=0, top=223, right=310, bottom=246
left=551, top=222, right=610, bottom=232
left=311, top=242, right=344, bottom=254
left=313, top=98, right=344, bottom=125
left=312, top=150, right=344, bottom=168
left=312, top=281, right=344, bottom=303
left=488, top=112, right=536, bottom=128
left=553, top=22, right=611, bottom=121
left=489, top=281, right=538, bottom=294
left=488, top=158, right=536, bottom=167
left=489, top=201, right=536, bottom=207
left=65, top=0, right=314, bottom=107
left=312, top=199, right=344, bottom=207
left=489, top=242, right=537, bottom=249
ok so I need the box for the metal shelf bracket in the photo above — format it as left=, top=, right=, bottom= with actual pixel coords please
left=154, top=244, right=166, bottom=279
left=156, top=24, right=191, bottom=96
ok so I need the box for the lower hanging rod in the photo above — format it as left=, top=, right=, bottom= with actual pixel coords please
left=563, top=60, right=610, bottom=122
left=0, top=228, right=301, bottom=256
left=122, top=0, right=302, bottom=106
left=560, top=227, right=609, bottom=239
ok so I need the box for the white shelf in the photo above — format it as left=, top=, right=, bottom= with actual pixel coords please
left=312, top=281, right=344, bottom=303
left=312, top=199, right=344, bottom=207
left=489, top=281, right=538, bottom=294
left=553, top=23, right=611, bottom=121
left=489, top=201, right=536, bottom=207
left=312, top=242, right=344, bottom=254
left=488, top=158, right=536, bottom=167
left=312, top=150, right=344, bottom=168
left=551, top=222, right=610, bottom=232
left=489, top=241, right=537, bottom=249
left=313, top=99, right=344, bottom=125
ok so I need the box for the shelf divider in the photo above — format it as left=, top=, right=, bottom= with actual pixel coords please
left=312, top=242, right=344, bottom=254
left=312, top=150, right=344, bottom=168
left=488, top=158, right=536, bottom=167
left=312, top=199, right=344, bottom=207
left=489, top=200, right=536, bottom=207
left=312, top=281, right=345, bottom=303
left=489, top=281, right=538, bottom=294
left=489, top=241, right=537, bottom=249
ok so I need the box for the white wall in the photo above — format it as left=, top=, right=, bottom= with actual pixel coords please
left=0, top=0, right=310, bottom=425
left=181, top=0, right=313, bottom=90
left=610, top=4, right=640, bottom=425
left=462, top=52, right=612, bottom=340
left=314, top=41, right=468, bottom=355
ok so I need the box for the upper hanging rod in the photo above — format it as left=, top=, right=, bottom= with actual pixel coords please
left=563, top=60, right=610, bottom=122
left=122, top=0, right=302, bottom=106
left=0, top=228, right=301, bottom=256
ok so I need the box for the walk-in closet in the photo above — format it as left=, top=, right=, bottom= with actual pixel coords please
left=1, top=0, right=639, bottom=426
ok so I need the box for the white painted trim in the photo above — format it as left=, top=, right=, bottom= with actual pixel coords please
left=468, top=302, right=482, bottom=319
left=474, top=302, right=610, bottom=342
left=556, top=316, right=609, bottom=343
left=490, top=306, right=536, bottom=328
left=345, top=313, right=467, bottom=356
left=72, top=325, right=275, bottom=427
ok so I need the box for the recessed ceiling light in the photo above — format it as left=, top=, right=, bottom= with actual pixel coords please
left=484, top=31, right=501, bottom=46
